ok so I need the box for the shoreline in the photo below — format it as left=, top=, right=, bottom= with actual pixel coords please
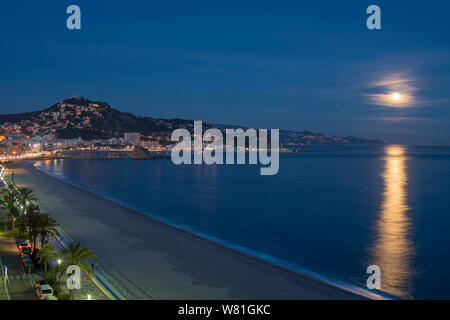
left=6, top=159, right=387, bottom=300
left=32, top=159, right=391, bottom=300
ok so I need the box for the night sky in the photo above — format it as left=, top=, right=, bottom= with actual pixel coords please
left=1, top=1, right=449, bottom=144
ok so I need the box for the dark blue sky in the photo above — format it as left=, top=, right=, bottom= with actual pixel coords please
left=1, top=0, right=449, bottom=144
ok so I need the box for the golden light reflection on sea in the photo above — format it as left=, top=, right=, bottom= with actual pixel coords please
left=372, top=145, right=414, bottom=298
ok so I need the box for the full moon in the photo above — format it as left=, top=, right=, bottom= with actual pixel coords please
left=392, top=92, right=401, bottom=100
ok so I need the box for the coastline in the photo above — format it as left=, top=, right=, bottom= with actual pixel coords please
left=7, top=159, right=386, bottom=300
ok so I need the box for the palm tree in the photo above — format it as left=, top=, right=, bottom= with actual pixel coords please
left=7, top=206, right=19, bottom=230
left=15, top=216, right=26, bottom=237
left=4, top=183, right=16, bottom=195
left=36, top=243, right=59, bottom=274
left=23, top=205, right=40, bottom=251
left=17, top=187, right=37, bottom=213
left=37, top=213, right=59, bottom=247
left=9, top=184, right=21, bottom=201
left=62, top=241, right=97, bottom=299
left=1, top=187, right=15, bottom=209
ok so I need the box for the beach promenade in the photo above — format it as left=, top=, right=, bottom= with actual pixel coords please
left=7, top=160, right=371, bottom=300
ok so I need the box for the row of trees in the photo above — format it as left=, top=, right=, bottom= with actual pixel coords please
left=1, top=182, right=97, bottom=300
left=1, top=185, right=58, bottom=251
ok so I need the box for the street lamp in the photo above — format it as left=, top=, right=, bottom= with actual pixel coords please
left=87, top=295, right=91, bottom=300
left=57, top=259, right=62, bottom=266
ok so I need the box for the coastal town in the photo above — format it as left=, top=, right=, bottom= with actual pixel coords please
left=0, top=95, right=175, bottom=161
left=0, top=131, right=169, bottom=161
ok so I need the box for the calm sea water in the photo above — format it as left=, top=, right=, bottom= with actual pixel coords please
left=35, top=145, right=450, bottom=299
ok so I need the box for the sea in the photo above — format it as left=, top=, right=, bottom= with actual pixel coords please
left=34, top=145, right=450, bottom=299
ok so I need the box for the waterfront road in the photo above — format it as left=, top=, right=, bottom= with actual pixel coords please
left=0, top=237, right=39, bottom=300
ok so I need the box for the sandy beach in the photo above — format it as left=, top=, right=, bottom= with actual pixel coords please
left=7, top=160, right=372, bottom=300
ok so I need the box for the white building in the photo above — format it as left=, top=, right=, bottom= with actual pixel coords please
left=124, top=132, right=141, bottom=145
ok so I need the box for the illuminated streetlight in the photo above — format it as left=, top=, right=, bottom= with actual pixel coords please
left=57, top=259, right=62, bottom=266
left=87, top=295, right=91, bottom=300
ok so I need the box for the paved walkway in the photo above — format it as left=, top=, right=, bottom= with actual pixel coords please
left=57, top=269, right=109, bottom=300
left=47, top=235, right=110, bottom=300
